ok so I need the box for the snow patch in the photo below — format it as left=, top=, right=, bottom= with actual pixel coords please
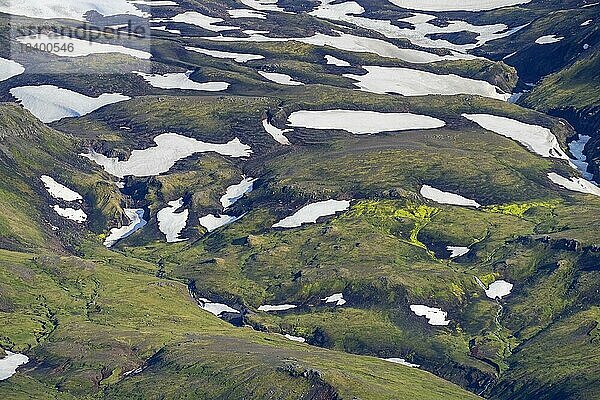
left=16, top=34, right=152, bottom=59
left=535, top=35, right=564, bottom=44
left=325, top=55, right=351, bottom=66
left=463, top=114, right=571, bottom=161
left=228, top=9, right=267, bottom=19
left=287, top=109, right=446, bottom=135
left=258, top=304, right=297, bottom=311
left=485, top=280, right=513, bottom=299
left=385, top=0, right=530, bottom=11
left=52, top=205, right=87, bottom=223
left=199, top=214, right=242, bottom=232
left=322, top=293, right=346, bottom=306
left=569, top=135, right=593, bottom=180
left=157, top=198, right=188, bottom=243
left=0, top=0, right=147, bottom=21
left=0, top=350, right=29, bottom=381
left=258, top=71, right=303, bottom=86
left=262, top=119, right=292, bottom=145
left=421, top=185, right=481, bottom=208
left=198, top=298, right=239, bottom=316
left=410, top=305, right=450, bottom=325
left=548, top=173, right=600, bottom=197
left=81, top=133, right=252, bottom=178
left=170, top=11, right=238, bottom=32
left=345, top=66, right=510, bottom=100
left=283, top=334, right=306, bottom=342
left=383, top=358, right=420, bottom=368
left=10, top=85, right=130, bottom=123
left=273, top=200, right=350, bottom=228
left=186, top=46, right=264, bottom=62
left=0, top=58, right=24, bottom=82
left=447, top=246, right=470, bottom=258
left=41, top=175, right=82, bottom=202
left=104, top=208, right=147, bottom=247
left=134, top=70, right=229, bottom=91
left=221, top=176, right=256, bottom=209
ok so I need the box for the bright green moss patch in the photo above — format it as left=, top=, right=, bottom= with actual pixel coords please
left=483, top=201, right=556, bottom=218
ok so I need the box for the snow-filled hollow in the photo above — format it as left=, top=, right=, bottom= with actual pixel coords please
left=134, top=70, right=229, bottom=91
left=273, top=200, right=350, bottom=228
left=287, top=110, right=446, bottom=135
left=157, top=198, right=188, bottom=243
left=410, top=304, right=450, bottom=325
left=420, top=185, right=481, bottom=208
left=104, top=208, right=147, bottom=247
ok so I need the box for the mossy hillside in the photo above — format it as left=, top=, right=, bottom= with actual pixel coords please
left=0, top=247, right=480, bottom=400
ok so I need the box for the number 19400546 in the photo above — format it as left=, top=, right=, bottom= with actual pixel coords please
left=20, top=42, right=75, bottom=53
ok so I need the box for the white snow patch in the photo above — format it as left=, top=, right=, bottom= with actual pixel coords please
left=16, top=34, right=152, bottom=59
left=462, top=114, right=571, bottom=161
left=81, top=133, right=252, bottom=178
left=170, top=11, right=238, bottom=31
left=569, top=135, right=593, bottom=180
left=199, top=214, right=242, bottom=232
left=345, top=66, right=510, bottom=100
left=221, top=176, right=256, bottom=209
left=283, top=334, right=306, bottom=343
left=157, top=198, right=188, bottom=243
left=0, top=350, right=29, bottom=381
left=535, top=35, right=564, bottom=44
left=0, top=58, right=24, bottom=82
left=41, top=175, right=82, bottom=202
left=420, top=185, right=481, bottom=208
left=198, top=298, right=239, bottom=316
left=104, top=208, right=147, bottom=247
left=447, top=246, right=470, bottom=258
left=258, top=71, right=304, bottom=86
left=228, top=9, right=267, bottom=19
left=151, top=26, right=182, bottom=34
left=130, top=0, right=177, bottom=5
left=383, top=358, right=420, bottom=368
left=239, top=0, right=288, bottom=12
left=548, top=172, right=600, bottom=197
left=273, top=200, right=350, bottom=228
left=385, top=0, right=530, bottom=11
left=52, top=205, right=87, bottom=223
left=0, top=0, right=148, bottom=21
left=325, top=55, right=351, bottom=66
left=258, top=304, right=297, bottom=311
left=10, top=85, right=130, bottom=123
left=287, top=110, right=446, bottom=135
left=410, top=304, right=450, bottom=326
left=581, top=19, right=593, bottom=26
left=322, top=293, right=346, bottom=306
left=262, top=119, right=292, bottom=145
left=134, top=70, right=229, bottom=91
left=186, top=46, right=264, bottom=62
left=485, top=280, right=513, bottom=299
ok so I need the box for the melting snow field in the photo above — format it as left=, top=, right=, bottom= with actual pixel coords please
left=287, top=110, right=445, bottom=135
left=240, top=0, right=288, bottom=12
left=273, top=200, right=351, bottom=228
left=447, top=246, right=470, bottom=258
left=16, top=34, right=152, bottom=59
left=157, top=198, right=189, bottom=243
left=82, top=133, right=252, bottom=178
left=0, top=58, right=25, bottom=82
left=548, top=173, right=600, bottom=197
left=283, top=334, right=306, bottom=343
left=199, top=214, right=241, bottom=232
left=569, top=135, right=593, bottom=180
left=104, top=208, right=147, bottom=247
left=52, top=205, right=87, bottom=223
left=344, top=66, right=510, bottom=100
left=41, top=176, right=82, bottom=202
left=186, top=46, right=264, bottom=62
left=258, top=71, right=304, bottom=86
left=385, top=0, right=531, bottom=11
left=221, top=177, right=256, bottom=209
left=410, top=305, right=450, bottom=326
left=10, top=85, right=130, bottom=123
left=0, top=350, right=29, bottom=381
left=258, top=304, right=297, bottom=312
left=170, top=11, right=238, bottom=31
left=134, top=70, right=229, bottom=91
left=383, top=358, right=420, bottom=368
left=463, top=114, right=571, bottom=161
left=228, top=9, right=267, bottom=19
left=198, top=298, right=239, bottom=316
left=322, top=293, right=346, bottom=306
left=421, top=185, right=481, bottom=208
left=535, top=35, right=564, bottom=44
left=325, top=55, right=351, bottom=66
left=485, top=280, right=513, bottom=299
left=262, top=119, right=292, bottom=145
left=0, top=0, right=147, bottom=21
